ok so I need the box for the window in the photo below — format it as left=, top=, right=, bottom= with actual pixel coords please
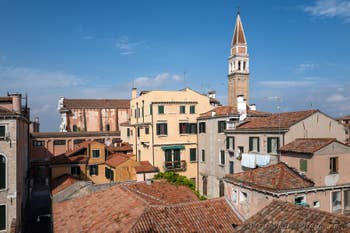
left=32, top=140, right=45, bottom=147
left=249, top=137, right=260, bottom=152
left=243, top=61, right=246, bottom=71
left=89, top=165, right=98, bottom=176
left=92, top=150, right=100, bottom=158
left=158, top=105, right=164, bottom=114
left=137, top=127, right=140, bottom=138
left=0, top=125, right=5, bottom=138
left=138, top=150, right=141, bottom=161
left=267, top=137, right=279, bottom=154
left=74, top=139, right=85, bottom=145
left=229, top=161, right=234, bottom=174
left=226, top=137, right=234, bottom=150
left=201, top=149, right=205, bottom=162
left=295, top=195, right=307, bottom=206
left=164, top=149, right=182, bottom=170
left=219, top=150, right=225, bottom=165
left=145, top=127, right=149, bottom=135
left=300, top=159, right=307, bottom=172
left=344, top=190, right=350, bottom=211
left=238, top=61, right=241, bottom=70
left=149, top=104, right=153, bottom=115
left=202, top=176, right=207, bottom=196
left=231, top=189, right=238, bottom=203
left=53, top=140, right=66, bottom=145
left=156, top=123, right=168, bottom=135
left=313, top=201, right=320, bottom=208
left=190, top=105, right=195, bottom=114
left=179, top=123, right=197, bottom=134
left=127, top=128, right=130, bottom=137
left=199, top=122, right=206, bottom=133
left=239, top=191, right=248, bottom=203
left=0, top=205, right=5, bottom=231
left=330, top=157, right=338, bottom=173
left=180, top=105, right=186, bottom=114
left=218, top=121, right=226, bottom=133
left=106, top=124, right=110, bottom=131
left=190, top=148, right=197, bottom=162
left=219, top=180, right=224, bottom=197
left=72, top=125, right=78, bottom=132
left=332, top=191, right=342, bottom=213
left=0, top=155, right=6, bottom=190
left=105, top=167, right=114, bottom=181
left=238, top=146, right=244, bottom=154
left=71, top=166, right=80, bottom=176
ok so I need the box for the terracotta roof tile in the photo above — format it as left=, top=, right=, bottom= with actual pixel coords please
left=107, top=143, right=133, bottom=153
left=131, top=198, right=242, bottom=232
left=235, top=200, right=350, bottom=233
left=237, top=109, right=318, bottom=130
left=135, top=161, right=159, bottom=173
left=199, top=106, right=271, bottom=119
left=280, top=138, right=338, bottom=154
left=31, top=131, right=120, bottom=138
left=123, top=180, right=198, bottom=205
left=105, top=153, right=130, bottom=168
left=51, top=174, right=79, bottom=195
left=225, top=162, right=314, bottom=192
left=50, top=154, right=87, bottom=165
left=63, top=98, right=130, bottom=109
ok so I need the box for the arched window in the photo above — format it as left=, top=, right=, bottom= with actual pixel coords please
left=72, top=125, right=78, bottom=132
left=243, top=61, right=246, bottom=71
left=106, top=124, right=110, bottom=132
left=0, top=154, right=7, bottom=190
left=238, top=61, right=241, bottom=71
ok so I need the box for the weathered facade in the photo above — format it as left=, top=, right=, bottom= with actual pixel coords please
left=124, top=87, right=214, bottom=186
left=0, top=94, right=30, bottom=232
left=57, top=98, right=130, bottom=132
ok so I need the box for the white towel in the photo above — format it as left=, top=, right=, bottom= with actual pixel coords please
left=241, top=153, right=256, bottom=168
left=256, top=155, right=270, bottom=167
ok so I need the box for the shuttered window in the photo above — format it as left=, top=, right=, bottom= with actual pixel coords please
left=300, top=159, right=307, bottom=172
left=249, top=137, right=260, bottom=152
left=89, top=165, right=98, bottom=176
left=0, top=205, right=5, bottom=231
left=190, top=148, right=197, bottom=162
left=0, top=155, right=6, bottom=190
left=156, top=123, right=168, bottom=135
left=158, top=105, right=164, bottom=114
left=267, top=137, right=279, bottom=154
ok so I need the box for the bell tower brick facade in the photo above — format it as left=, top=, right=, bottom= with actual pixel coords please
left=228, top=12, right=249, bottom=108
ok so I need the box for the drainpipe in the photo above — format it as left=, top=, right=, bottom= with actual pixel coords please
left=151, top=102, right=155, bottom=166
left=196, top=119, right=199, bottom=191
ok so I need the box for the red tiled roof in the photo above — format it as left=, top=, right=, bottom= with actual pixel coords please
left=199, top=106, right=271, bottom=119
left=123, top=180, right=198, bottom=205
left=31, top=131, right=121, bottom=138
left=237, top=109, right=318, bottom=130
left=280, top=138, right=338, bottom=154
left=130, top=198, right=242, bottom=232
left=105, top=153, right=130, bottom=168
left=232, top=14, right=246, bottom=45
left=51, top=154, right=87, bottom=165
left=63, top=98, right=130, bottom=109
left=51, top=174, right=80, bottom=195
left=235, top=200, right=350, bottom=233
left=53, top=185, right=148, bottom=233
left=225, top=162, right=314, bottom=192
left=107, top=143, right=133, bottom=153
left=135, top=161, right=159, bottom=173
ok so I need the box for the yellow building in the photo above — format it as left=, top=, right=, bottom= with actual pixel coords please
left=50, top=141, right=158, bottom=184
left=123, top=87, right=214, bottom=185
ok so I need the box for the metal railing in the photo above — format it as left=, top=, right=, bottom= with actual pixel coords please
left=164, top=160, right=186, bottom=172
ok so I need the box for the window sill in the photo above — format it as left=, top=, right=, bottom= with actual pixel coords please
left=218, top=164, right=225, bottom=167
left=190, top=161, right=198, bottom=163
left=329, top=172, right=339, bottom=175
left=157, top=135, right=168, bottom=137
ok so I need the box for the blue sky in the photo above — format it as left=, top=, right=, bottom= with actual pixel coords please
left=0, top=0, right=350, bottom=131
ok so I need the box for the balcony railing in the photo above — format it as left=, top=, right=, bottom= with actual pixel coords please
left=164, top=160, right=186, bottom=172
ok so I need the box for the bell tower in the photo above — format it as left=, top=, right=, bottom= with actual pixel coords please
left=228, top=11, right=249, bottom=108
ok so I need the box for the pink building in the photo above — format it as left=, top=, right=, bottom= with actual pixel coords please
left=58, top=97, right=130, bottom=132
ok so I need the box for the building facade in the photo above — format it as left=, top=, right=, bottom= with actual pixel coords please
left=0, top=94, right=30, bottom=232
left=57, top=97, right=130, bottom=132
left=124, top=88, right=214, bottom=185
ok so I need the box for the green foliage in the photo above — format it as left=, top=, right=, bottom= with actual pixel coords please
left=154, top=172, right=207, bottom=200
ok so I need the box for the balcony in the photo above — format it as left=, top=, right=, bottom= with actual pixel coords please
left=164, top=160, right=186, bottom=172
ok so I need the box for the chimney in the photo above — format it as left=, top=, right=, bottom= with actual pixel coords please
left=249, top=104, right=256, bottom=111
left=132, top=88, right=137, bottom=99
left=237, top=95, right=247, bottom=121
left=208, top=90, right=216, bottom=99
left=30, top=117, right=40, bottom=133
left=58, top=96, right=64, bottom=111
left=9, top=93, right=22, bottom=114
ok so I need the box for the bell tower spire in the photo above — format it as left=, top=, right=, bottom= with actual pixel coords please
left=228, top=10, right=250, bottom=108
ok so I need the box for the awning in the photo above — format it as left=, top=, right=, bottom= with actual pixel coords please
left=161, top=145, right=185, bottom=151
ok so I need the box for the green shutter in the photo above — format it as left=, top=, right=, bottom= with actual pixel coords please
left=249, top=137, right=253, bottom=151
left=257, top=138, right=260, bottom=152
left=105, top=167, right=108, bottom=178
left=226, top=137, right=229, bottom=149
left=202, top=150, right=205, bottom=162
left=0, top=205, right=5, bottom=231
left=96, top=165, right=99, bottom=175
left=190, top=148, right=197, bottom=162
left=150, top=104, right=153, bottom=115
left=267, top=138, right=272, bottom=153
left=111, top=170, right=114, bottom=181
left=300, top=159, right=307, bottom=172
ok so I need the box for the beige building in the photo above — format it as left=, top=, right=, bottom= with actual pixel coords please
left=57, top=97, right=130, bottom=132
left=0, top=94, right=30, bottom=232
left=224, top=138, right=350, bottom=220
left=123, top=87, right=214, bottom=185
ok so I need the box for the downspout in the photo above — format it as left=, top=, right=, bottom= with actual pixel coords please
left=196, top=119, right=199, bottom=191
left=151, top=102, right=155, bottom=166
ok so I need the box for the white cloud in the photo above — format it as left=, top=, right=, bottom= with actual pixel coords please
left=296, top=63, right=318, bottom=72
left=326, top=93, right=348, bottom=102
left=115, top=36, right=145, bottom=55
left=172, top=74, right=184, bottom=82
left=304, top=0, right=350, bottom=21
left=133, top=73, right=184, bottom=89
left=259, top=80, right=315, bottom=88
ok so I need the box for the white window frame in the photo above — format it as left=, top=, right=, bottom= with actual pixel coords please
left=231, top=189, right=238, bottom=204
left=331, top=190, right=342, bottom=213
left=0, top=204, right=6, bottom=231
left=294, top=195, right=307, bottom=205
left=0, top=154, right=7, bottom=191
